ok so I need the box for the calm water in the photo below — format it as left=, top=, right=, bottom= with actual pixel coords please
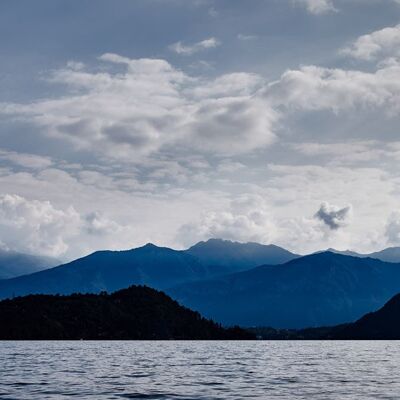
left=0, top=341, right=399, bottom=399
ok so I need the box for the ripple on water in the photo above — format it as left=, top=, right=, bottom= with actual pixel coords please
left=0, top=341, right=399, bottom=399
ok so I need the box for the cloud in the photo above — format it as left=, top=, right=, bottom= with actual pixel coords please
left=0, top=149, right=52, bottom=169
left=169, top=37, right=220, bottom=55
left=0, top=194, right=126, bottom=258
left=1, top=54, right=277, bottom=160
left=265, top=63, right=400, bottom=113
left=293, top=0, right=337, bottom=15
left=176, top=195, right=277, bottom=246
left=314, top=201, right=353, bottom=230
left=176, top=194, right=357, bottom=252
left=341, top=24, right=400, bottom=60
left=0, top=194, right=80, bottom=257
left=385, top=211, right=400, bottom=245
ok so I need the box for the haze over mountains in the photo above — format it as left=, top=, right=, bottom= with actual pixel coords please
left=254, top=291, right=400, bottom=340
left=2, top=238, right=400, bottom=329
left=168, top=252, right=400, bottom=328
left=325, top=247, right=400, bottom=264
left=0, top=250, right=59, bottom=280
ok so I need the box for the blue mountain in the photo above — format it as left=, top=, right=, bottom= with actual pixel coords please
left=323, top=247, right=400, bottom=263
left=0, top=250, right=59, bottom=280
left=0, top=244, right=209, bottom=299
left=167, top=252, right=400, bottom=328
left=0, top=240, right=299, bottom=300
left=185, top=238, right=299, bottom=274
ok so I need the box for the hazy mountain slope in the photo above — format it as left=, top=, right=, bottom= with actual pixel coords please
left=367, top=247, right=400, bottom=263
left=325, top=247, right=400, bottom=263
left=0, top=244, right=210, bottom=299
left=332, top=292, right=400, bottom=339
left=168, top=252, right=400, bottom=328
left=0, top=250, right=59, bottom=280
left=253, top=292, right=400, bottom=339
left=0, top=285, right=253, bottom=340
left=185, top=238, right=299, bottom=274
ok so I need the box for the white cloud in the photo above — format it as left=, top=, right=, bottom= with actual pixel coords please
left=341, top=24, right=400, bottom=61
left=177, top=195, right=277, bottom=246
left=0, top=194, right=128, bottom=258
left=0, top=194, right=80, bottom=257
left=177, top=194, right=356, bottom=253
left=294, top=0, right=337, bottom=15
left=169, top=37, right=220, bottom=55
left=1, top=55, right=277, bottom=160
left=265, top=63, right=400, bottom=113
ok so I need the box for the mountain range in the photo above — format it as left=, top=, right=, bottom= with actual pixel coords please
left=2, top=239, right=400, bottom=329
left=0, top=239, right=298, bottom=299
left=167, top=252, right=400, bottom=328
left=323, top=247, right=400, bottom=263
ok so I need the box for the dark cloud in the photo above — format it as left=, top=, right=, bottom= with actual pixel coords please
left=314, top=202, right=352, bottom=230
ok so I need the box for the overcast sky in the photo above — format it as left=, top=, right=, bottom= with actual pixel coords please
left=1, top=0, right=400, bottom=260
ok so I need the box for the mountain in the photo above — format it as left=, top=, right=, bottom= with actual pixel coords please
left=0, top=240, right=300, bottom=300
left=367, top=247, right=400, bottom=263
left=0, top=250, right=59, bottom=280
left=0, top=244, right=211, bottom=299
left=321, top=248, right=362, bottom=258
left=0, top=285, right=254, bottom=340
left=324, top=247, right=400, bottom=263
left=185, top=238, right=299, bottom=274
left=332, top=292, right=400, bottom=339
left=167, top=252, right=400, bottom=328
left=252, top=292, right=400, bottom=339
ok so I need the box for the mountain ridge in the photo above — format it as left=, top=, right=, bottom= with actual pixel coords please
left=167, top=251, right=400, bottom=328
left=0, top=239, right=300, bottom=300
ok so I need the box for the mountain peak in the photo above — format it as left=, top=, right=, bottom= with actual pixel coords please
left=142, top=243, right=158, bottom=249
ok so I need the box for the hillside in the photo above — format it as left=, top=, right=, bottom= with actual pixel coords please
left=0, top=285, right=254, bottom=340
left=167, top=252, right=400, bottom=328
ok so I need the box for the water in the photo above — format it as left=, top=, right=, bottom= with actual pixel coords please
left=0, top=341, right=399, bottom=399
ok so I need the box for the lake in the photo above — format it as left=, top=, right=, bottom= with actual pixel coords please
left=0, top=341, right=399, bottom=399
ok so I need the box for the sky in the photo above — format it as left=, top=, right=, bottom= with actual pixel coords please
left=1, top=0, right=400, bottom=260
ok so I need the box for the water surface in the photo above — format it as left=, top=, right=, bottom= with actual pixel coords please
left=0, top=341, right=399, bottom=399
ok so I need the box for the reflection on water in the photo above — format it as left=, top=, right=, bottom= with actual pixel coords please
left=0, top=341, right=399, bottom=399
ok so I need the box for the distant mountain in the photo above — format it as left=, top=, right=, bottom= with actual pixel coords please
left=321, top=248, right=362, bottom=258
left=0, top=250, right=59, bottom=280
left=0, top=244, right=211, bottom=299
left=185, top=238, right=299, bottom=274
left=167, top=252, right=400, bottom=328
left=0, top=285, right=254, bottom=340
left=252, top=292, right=400, bottom=340
left=367, top=247, right=400, bottom=263
left=322, top=247, right=400, bottom=263
left=0, top=240, right=300, bottom=300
